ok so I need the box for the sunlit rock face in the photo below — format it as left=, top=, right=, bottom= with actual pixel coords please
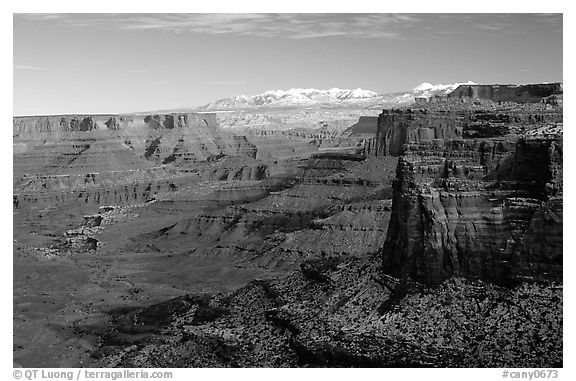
left=374, top=108, right=562, bottom=157
left=13, top=112, right=258, bottom=209
left=447, top=83, right=562, bottom=103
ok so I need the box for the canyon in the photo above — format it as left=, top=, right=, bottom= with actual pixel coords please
left=13, top=83, right=563, bottom=368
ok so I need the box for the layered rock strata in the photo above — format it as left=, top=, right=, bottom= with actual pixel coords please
left=447, top=83, right=562, bottom=103
left=14, top=113, right=257, bottom=166
left=381, top=137, right=562, bottom=285
left=13, top=113, right=259, bottom=210
left=126, top=156, right=397, bottom=271
left=374, top=108, right=562, bottom=157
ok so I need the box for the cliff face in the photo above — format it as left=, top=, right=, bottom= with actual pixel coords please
left=381, top=137, right=562, bottom=285
left=13, top=112, right=258, bottom=209
left=374, top=108, right=562, bottom=157
left=448, top=83, right=562, bottom=103
left=13, top=113, right=256, bottom=163
left=14, top=113, right=257, bottom=163
left=13, top=113, right=220, bottom=135
left=347, top=116, right=379, bottom=135
left=375, top=109, right=464, bottom=156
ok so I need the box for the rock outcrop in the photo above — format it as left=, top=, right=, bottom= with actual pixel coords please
left=447, top=83, right=562, bottom=103
left=374, top=108, right=562, bottom=157
left=346, top=116, right=379, bottom=135
left=381, top=136, right=562, bottom=285
left=97, top=257, right=562, bottom=368
left=376, top=86, right=563, bottom=286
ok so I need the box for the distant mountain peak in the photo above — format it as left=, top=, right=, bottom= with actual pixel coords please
left=257, top=88, right=378, bottom=97
left=412, top=81, right=477, bottom=93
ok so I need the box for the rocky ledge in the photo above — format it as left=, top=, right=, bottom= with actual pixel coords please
left=373, top=107, right=562, bottom=157
left=447, top=83, right=562, bottom=103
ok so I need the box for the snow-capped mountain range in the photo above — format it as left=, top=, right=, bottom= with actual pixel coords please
left=199, top=88, right=381, bottom=110
left=412, top=81, right=477, bottom=98
left=198, top=82, right=477, bottom=111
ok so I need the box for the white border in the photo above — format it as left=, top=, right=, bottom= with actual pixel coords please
left=3, top=1, right=573, bottom=380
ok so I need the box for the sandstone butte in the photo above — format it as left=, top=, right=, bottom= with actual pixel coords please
left=372, top=106, right=562, bottom=285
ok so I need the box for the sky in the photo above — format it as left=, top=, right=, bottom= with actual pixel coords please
left=13, top=13, right=563, bottom=115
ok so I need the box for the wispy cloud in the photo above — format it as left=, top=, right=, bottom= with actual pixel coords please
left=473, top=23, right=510, bottom=31
left=534, top=13, right=562, bottom=25
left=206, top=80, right=245, bottom=86
left=14, top=14, right=65, bottom=21
left=14, top=13, right=417, bottom=40
left=14, top=13, right=563, bottom=40
left=130, top=69, right=149, bottom=74
left=14, top=64, right=45, bottom=71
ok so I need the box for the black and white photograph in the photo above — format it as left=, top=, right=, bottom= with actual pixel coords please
left=7, top=2, right=571, bottom=377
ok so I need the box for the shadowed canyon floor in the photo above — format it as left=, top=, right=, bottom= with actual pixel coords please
left=13, top=84, right=563, bottom=367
